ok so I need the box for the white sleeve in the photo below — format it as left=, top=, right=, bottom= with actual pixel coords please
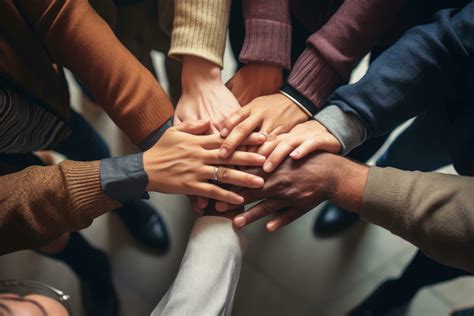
left=151, top=216, right=247, bottom=316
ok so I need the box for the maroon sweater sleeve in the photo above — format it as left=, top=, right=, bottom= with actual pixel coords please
left=239, top=0, right=292, bottom=69
left=288, top=0, right=405, bottom=109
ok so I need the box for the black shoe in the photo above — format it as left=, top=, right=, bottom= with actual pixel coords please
left=348, top=279, right=414, bottom=316
left=80, top=249, right=119, bottom=316
left=313, top=203, right=360, bottom=237
left=114, top=200, right=170, bottom=253
left=450, top=306, right=474, bottom=316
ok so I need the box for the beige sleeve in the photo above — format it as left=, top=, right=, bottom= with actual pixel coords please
left=360, top=167, right=474, bottom=273
left=169, top=0, right=231, bottom=67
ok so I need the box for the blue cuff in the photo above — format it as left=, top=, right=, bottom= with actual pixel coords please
left=138, top=118, right=173, bottom=151
left=100, top=153, right=149, bottom=202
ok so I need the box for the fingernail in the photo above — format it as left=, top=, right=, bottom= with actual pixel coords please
left=221, top=128, right=229, bottom=137
left=219, top=148, right=228, bottom=158
left=234, top=196, right=244, bottom=204
left=257, top=134, right=266, bottom=142
left=266, top=222, right=277, bottom=232
left=290, top=150, right=299, bottom=158
left=234, top=216, right=246, bottom=227
left=263, top=162, right=273, bottom=172
left=253, top=177, right=264, bottom=186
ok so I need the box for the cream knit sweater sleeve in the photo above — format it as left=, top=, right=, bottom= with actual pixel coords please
left=169, top=0, right=231, bottom=67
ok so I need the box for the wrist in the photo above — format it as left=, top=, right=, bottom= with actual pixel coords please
left=143, top=149, right=157, bottom=192
left=329, top=156, right=369, bottom=212
left=182, top=55, right=222, bottom=92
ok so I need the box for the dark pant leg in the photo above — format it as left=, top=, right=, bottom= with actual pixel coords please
left=52, top=110, right=111, bottom=161
left=395, top=251, right=471, bottom=299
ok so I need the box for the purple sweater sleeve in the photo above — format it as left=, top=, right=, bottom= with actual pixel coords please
left=239, top=0, right=292, bottom=69
left=288, top=0, right=405, bottom=109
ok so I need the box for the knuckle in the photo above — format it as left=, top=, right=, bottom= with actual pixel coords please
left=218, top=168, right=229, bottom=181
left=235, top=123, right=250, bottom=134
left=209, top=186, right=219, bottom=198
left=222, top=140, right=235, bottom=150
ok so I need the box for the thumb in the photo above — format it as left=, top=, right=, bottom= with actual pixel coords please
left=175, top=120, right=211, bottom=135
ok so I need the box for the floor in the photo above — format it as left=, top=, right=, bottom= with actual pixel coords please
left=0, top=42, right=472, bottom=316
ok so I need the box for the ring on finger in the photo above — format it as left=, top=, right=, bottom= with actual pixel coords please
left=211, top=166, right=220, bottom=182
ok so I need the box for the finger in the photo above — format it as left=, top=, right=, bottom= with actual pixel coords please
left=219, top=117, right=260, bottom=158
left=266, top=208, right=307, bottom=232
left=290, top=137, right=341, bottom=159
left=220, top=108, right=250, bottom=138
left=192, top=183, right=244, bottom=205
left=196, top=196, right=209, bottom=209
left=241, top=132, right=267, bottom=146
left=203, top=166, right=264, bottom=188
left=263, top=140, right=298, bottom=172
left=233, top=199, right=290, bottom=228
left=173, top=113, right=182, bottom=125
left=215, top=201, right=235, bottom=212
left=255, top=137, right=280, bottom=157
left=206, top=150, right=266, bottom=166
left=175, top=120, right=210, bottom=134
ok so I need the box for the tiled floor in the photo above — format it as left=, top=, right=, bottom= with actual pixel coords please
left=0, top=44, right=472, bottom=316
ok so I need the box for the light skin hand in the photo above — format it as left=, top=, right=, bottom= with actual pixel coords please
left=174, top=55, right=242, bottom=133
left=143, top=120, right=267, bottom=205
left=226, top=63, right=284, bottom=105
left=262, top=120, right=341, bottom=172
left=215, top=153, right=368, bottom=231
left=219, top=93, right=309, bottom=158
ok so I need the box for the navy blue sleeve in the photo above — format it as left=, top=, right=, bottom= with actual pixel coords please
left=327, top=2, right=474, bottom=137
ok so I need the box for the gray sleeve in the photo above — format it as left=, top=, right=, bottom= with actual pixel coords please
left=100, top=153, right=149, bottom=202
left=138, top=118, right=173, bottom=151
left=99, top=119, right=173, bottom=202
left=314, top=105, right=367, bottom=156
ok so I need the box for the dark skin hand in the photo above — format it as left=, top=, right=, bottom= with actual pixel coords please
left=215, top=153, right=369, bottom=232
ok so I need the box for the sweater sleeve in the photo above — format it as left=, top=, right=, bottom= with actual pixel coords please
left=288, top=0, right=405, bottom=109
left=169, top=0, right=231, bottom=68
left=239, top=0, right=292, bottom=69
left=361, top=167, right=474, bottom=273
left=328, top=3, right=474, bottom=137
left=15, top=0, right=174, bottom=145
left=0, top=160, right=120, bottom=255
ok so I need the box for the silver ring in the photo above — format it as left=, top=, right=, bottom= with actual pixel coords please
left=211, top=166, right=219, bottom=182
left=259, top=131, right=269, bottom=139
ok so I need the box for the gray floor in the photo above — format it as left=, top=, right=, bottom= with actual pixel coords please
left=0, top=46, right=472, bottom=316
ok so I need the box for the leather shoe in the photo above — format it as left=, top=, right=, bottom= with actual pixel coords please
left=114, top=200, right=170, bottom=253
left=348, top=279, right=414, bottom=316
left=313, top=203, right=360, bottom=237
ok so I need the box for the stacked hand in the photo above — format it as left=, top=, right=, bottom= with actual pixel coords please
left=144, top=120, right=266, bottom=205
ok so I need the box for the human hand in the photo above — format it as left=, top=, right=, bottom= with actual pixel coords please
left=174, top=56, right=241, bottom=133
left=260, top=120, right=341, bottom=172
left=143, top=120, right=267, bottom=204
left=218, top=93, right=309, bottom=158
left=215, top=153, right=368, bottom=231
left=226, top=63, right=284, bottom=105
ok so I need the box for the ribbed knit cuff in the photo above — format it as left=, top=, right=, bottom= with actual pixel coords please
left=169, top=0, right=231, bottom=68
left=288, top=47, right=344, bottom=108
left=239, top=19, right=292, bottom=69
left=60, top=160, right=121, bottom=220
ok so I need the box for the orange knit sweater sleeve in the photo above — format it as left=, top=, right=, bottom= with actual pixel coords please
left=0, top=160, right=120, bottom=255
left=15, top=0, right=174, bottom=145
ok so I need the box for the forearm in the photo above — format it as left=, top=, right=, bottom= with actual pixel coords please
left=239, top=0, right=292, bottom=69
left=288, top=0, right=405, bottom=109
left=0, top=160, right=120, bottom=254
left=152, top=216, right=246, bottom=316
left=170, top=0, right=231, bottom=67
left=329, top=155, right=369, bottom=212
left=328, top=4, right=474, bottom=137
left=16, top=0, right=173, bottom=144
left=361, top=167, right=474, bottom=273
